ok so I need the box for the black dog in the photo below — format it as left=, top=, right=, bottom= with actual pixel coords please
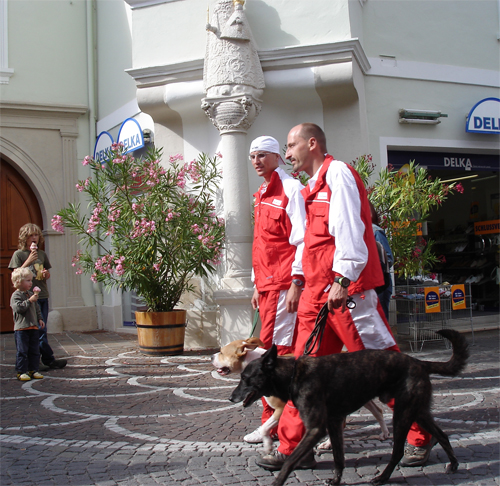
left=230, top=329, right=469, bottom=485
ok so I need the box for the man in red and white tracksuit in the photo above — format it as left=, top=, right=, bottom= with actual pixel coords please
left=245, top=136, right=306, bottom=445
left=256, top=123, right=434, bottom=471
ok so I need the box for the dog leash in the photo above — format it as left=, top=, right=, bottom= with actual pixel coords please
left=248, top=308, right=260, bottom=339
left=303, top=303, right=329, bottom=356
left=303, top=297, right=356, bottom=356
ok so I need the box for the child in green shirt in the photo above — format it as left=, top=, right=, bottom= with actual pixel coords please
left=10, top=268, right=45, bottom=381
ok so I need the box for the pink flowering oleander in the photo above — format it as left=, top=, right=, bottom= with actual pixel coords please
left=51, top=215, right=65, bottom=233
left=52, top=146, right=225, bottom=312
left=71, top=251, right=83, bottom=267
left=75, top=179, right=90, bottom=192
left=87, top=203, right=103, bottom=234
left=169, top=154, right=183, bottom=163
left=131, top=218, right=156, bottom=238
left=108, top=207, right=121, bottom=222
left=132, top=203, right=140, bottom=213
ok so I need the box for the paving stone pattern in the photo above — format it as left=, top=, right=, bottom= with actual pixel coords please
left=1, top=329, right=498, bottom=486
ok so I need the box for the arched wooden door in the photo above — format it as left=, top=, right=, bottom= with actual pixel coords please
left=1, top=158, right=44, bottom=332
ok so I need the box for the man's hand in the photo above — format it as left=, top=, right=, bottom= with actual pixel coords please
left=251, top=288, right=260, bottom=310
left=39, top=319, right=46, bottom=329
left=285, top=282, right=302, bottom=313
left=327, top=283, right=348, bottom=313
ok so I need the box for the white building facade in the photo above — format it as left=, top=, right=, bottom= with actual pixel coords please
left=1, top=0, right=498, bottom=347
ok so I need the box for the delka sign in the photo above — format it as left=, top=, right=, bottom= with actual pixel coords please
left=466, top=98, right=500, bottom=134
left=118, top=118, right=145, bottom=154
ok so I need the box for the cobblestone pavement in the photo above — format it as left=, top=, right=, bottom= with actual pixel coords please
left=1, top=329, right=498, bottom=486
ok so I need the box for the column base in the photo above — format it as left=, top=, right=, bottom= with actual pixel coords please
left=213, top=285, right=255, bottom=345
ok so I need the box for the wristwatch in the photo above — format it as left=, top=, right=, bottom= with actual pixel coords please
left=292, top=278, right=304, bottom=287
left=334, top=276, right=351, bottom=288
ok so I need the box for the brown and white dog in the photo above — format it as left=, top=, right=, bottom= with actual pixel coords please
left=212, top=337, right=284, bottom=453
left=212, top=337, right=390, bottom=453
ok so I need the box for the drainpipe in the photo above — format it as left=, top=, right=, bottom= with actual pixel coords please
left=87, top=0, right=103, bottom=329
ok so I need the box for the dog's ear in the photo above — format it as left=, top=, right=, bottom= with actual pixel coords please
left=239, top=337, right=265, bottom=354
left=262, top=344, right=278, bottom=370
left=245, top=336, right=266, bottom=348
left=235, top=340, right=257, bottom=357
left=235, top=344, right=248, bottom=358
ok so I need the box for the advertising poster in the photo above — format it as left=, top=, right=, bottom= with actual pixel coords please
left=451, top=285, right=466, bottom=310
left=424, top=287, right=441, bottom=313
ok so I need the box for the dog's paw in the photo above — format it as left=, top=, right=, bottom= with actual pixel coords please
left=378, top=431, right=390, bottom=441
left=326, top=470, right=342, bottom=485
left=446, top=461, right=459, bottom=474
left=326, top=477, right=340, bottom=485
left=317, top=437, right=331, bottom=450
left=370, top=474, right=387, bottom=485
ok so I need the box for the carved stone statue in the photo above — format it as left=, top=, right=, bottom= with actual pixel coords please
left=202, top=0, right=264, bottom=134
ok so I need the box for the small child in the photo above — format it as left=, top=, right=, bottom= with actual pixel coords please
left=8, top=223, right=66, bottom=370
left=10, top=268, right=45, bottom=381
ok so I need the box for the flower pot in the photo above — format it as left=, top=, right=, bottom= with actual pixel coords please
left=135, top=310, right=186, bottom=356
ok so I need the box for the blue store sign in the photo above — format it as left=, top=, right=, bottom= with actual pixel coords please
left=93, top=131, right=114, bottom=163
left=93, top=118, right=145, bottom=163
left=466, top=98, right=500, bottom=134
left=117, top=118, right=144, bottom=154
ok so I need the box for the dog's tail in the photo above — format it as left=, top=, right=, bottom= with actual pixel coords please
left=422, top=330, right=469, bottom=377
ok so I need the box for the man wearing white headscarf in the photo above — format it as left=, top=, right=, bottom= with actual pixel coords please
left=245, top=135, right=306, bottom=445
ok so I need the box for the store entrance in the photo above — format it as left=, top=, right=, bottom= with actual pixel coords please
left=388, top=150, right=499, bottom=313
left=426, top=169, right=499, bottom=312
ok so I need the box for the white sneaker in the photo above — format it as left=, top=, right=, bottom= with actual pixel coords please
left=244, top=427, right=263, bottom=443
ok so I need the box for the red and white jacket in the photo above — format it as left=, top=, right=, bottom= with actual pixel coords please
left=253, top=167, right=306, bottom=292
left=301, top=156, right=384, bottom=300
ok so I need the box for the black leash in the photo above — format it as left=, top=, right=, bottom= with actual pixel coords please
left=303, top=302, right=330, bottom=356
left=303, top=296, right=356, bottom=356
left=291, top=295, right=356, bottom=398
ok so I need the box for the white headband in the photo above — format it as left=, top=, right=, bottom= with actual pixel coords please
left=249, top=136, right=284, bottom=163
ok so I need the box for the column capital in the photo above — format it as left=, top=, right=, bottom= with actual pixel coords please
left=201, top=91, right=263, bottom=134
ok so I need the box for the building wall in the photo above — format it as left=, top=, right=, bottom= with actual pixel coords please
left=363, top=0, right=498, bottom=70
left=3, top=0, right=88, bottom=103
left=362, top=0, right=500, bottom=171
left=3, top=0, right=497, bottom=346
left=0, top=0, right=99, bottom=331
left=96, top=0, right=137, bottom=122
left=123, top=0, right=499, bottom=347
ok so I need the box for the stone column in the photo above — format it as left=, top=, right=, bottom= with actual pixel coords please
left=60, top=132, right=85, bottom=308
left=202, top=0, right=264, bottom=345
